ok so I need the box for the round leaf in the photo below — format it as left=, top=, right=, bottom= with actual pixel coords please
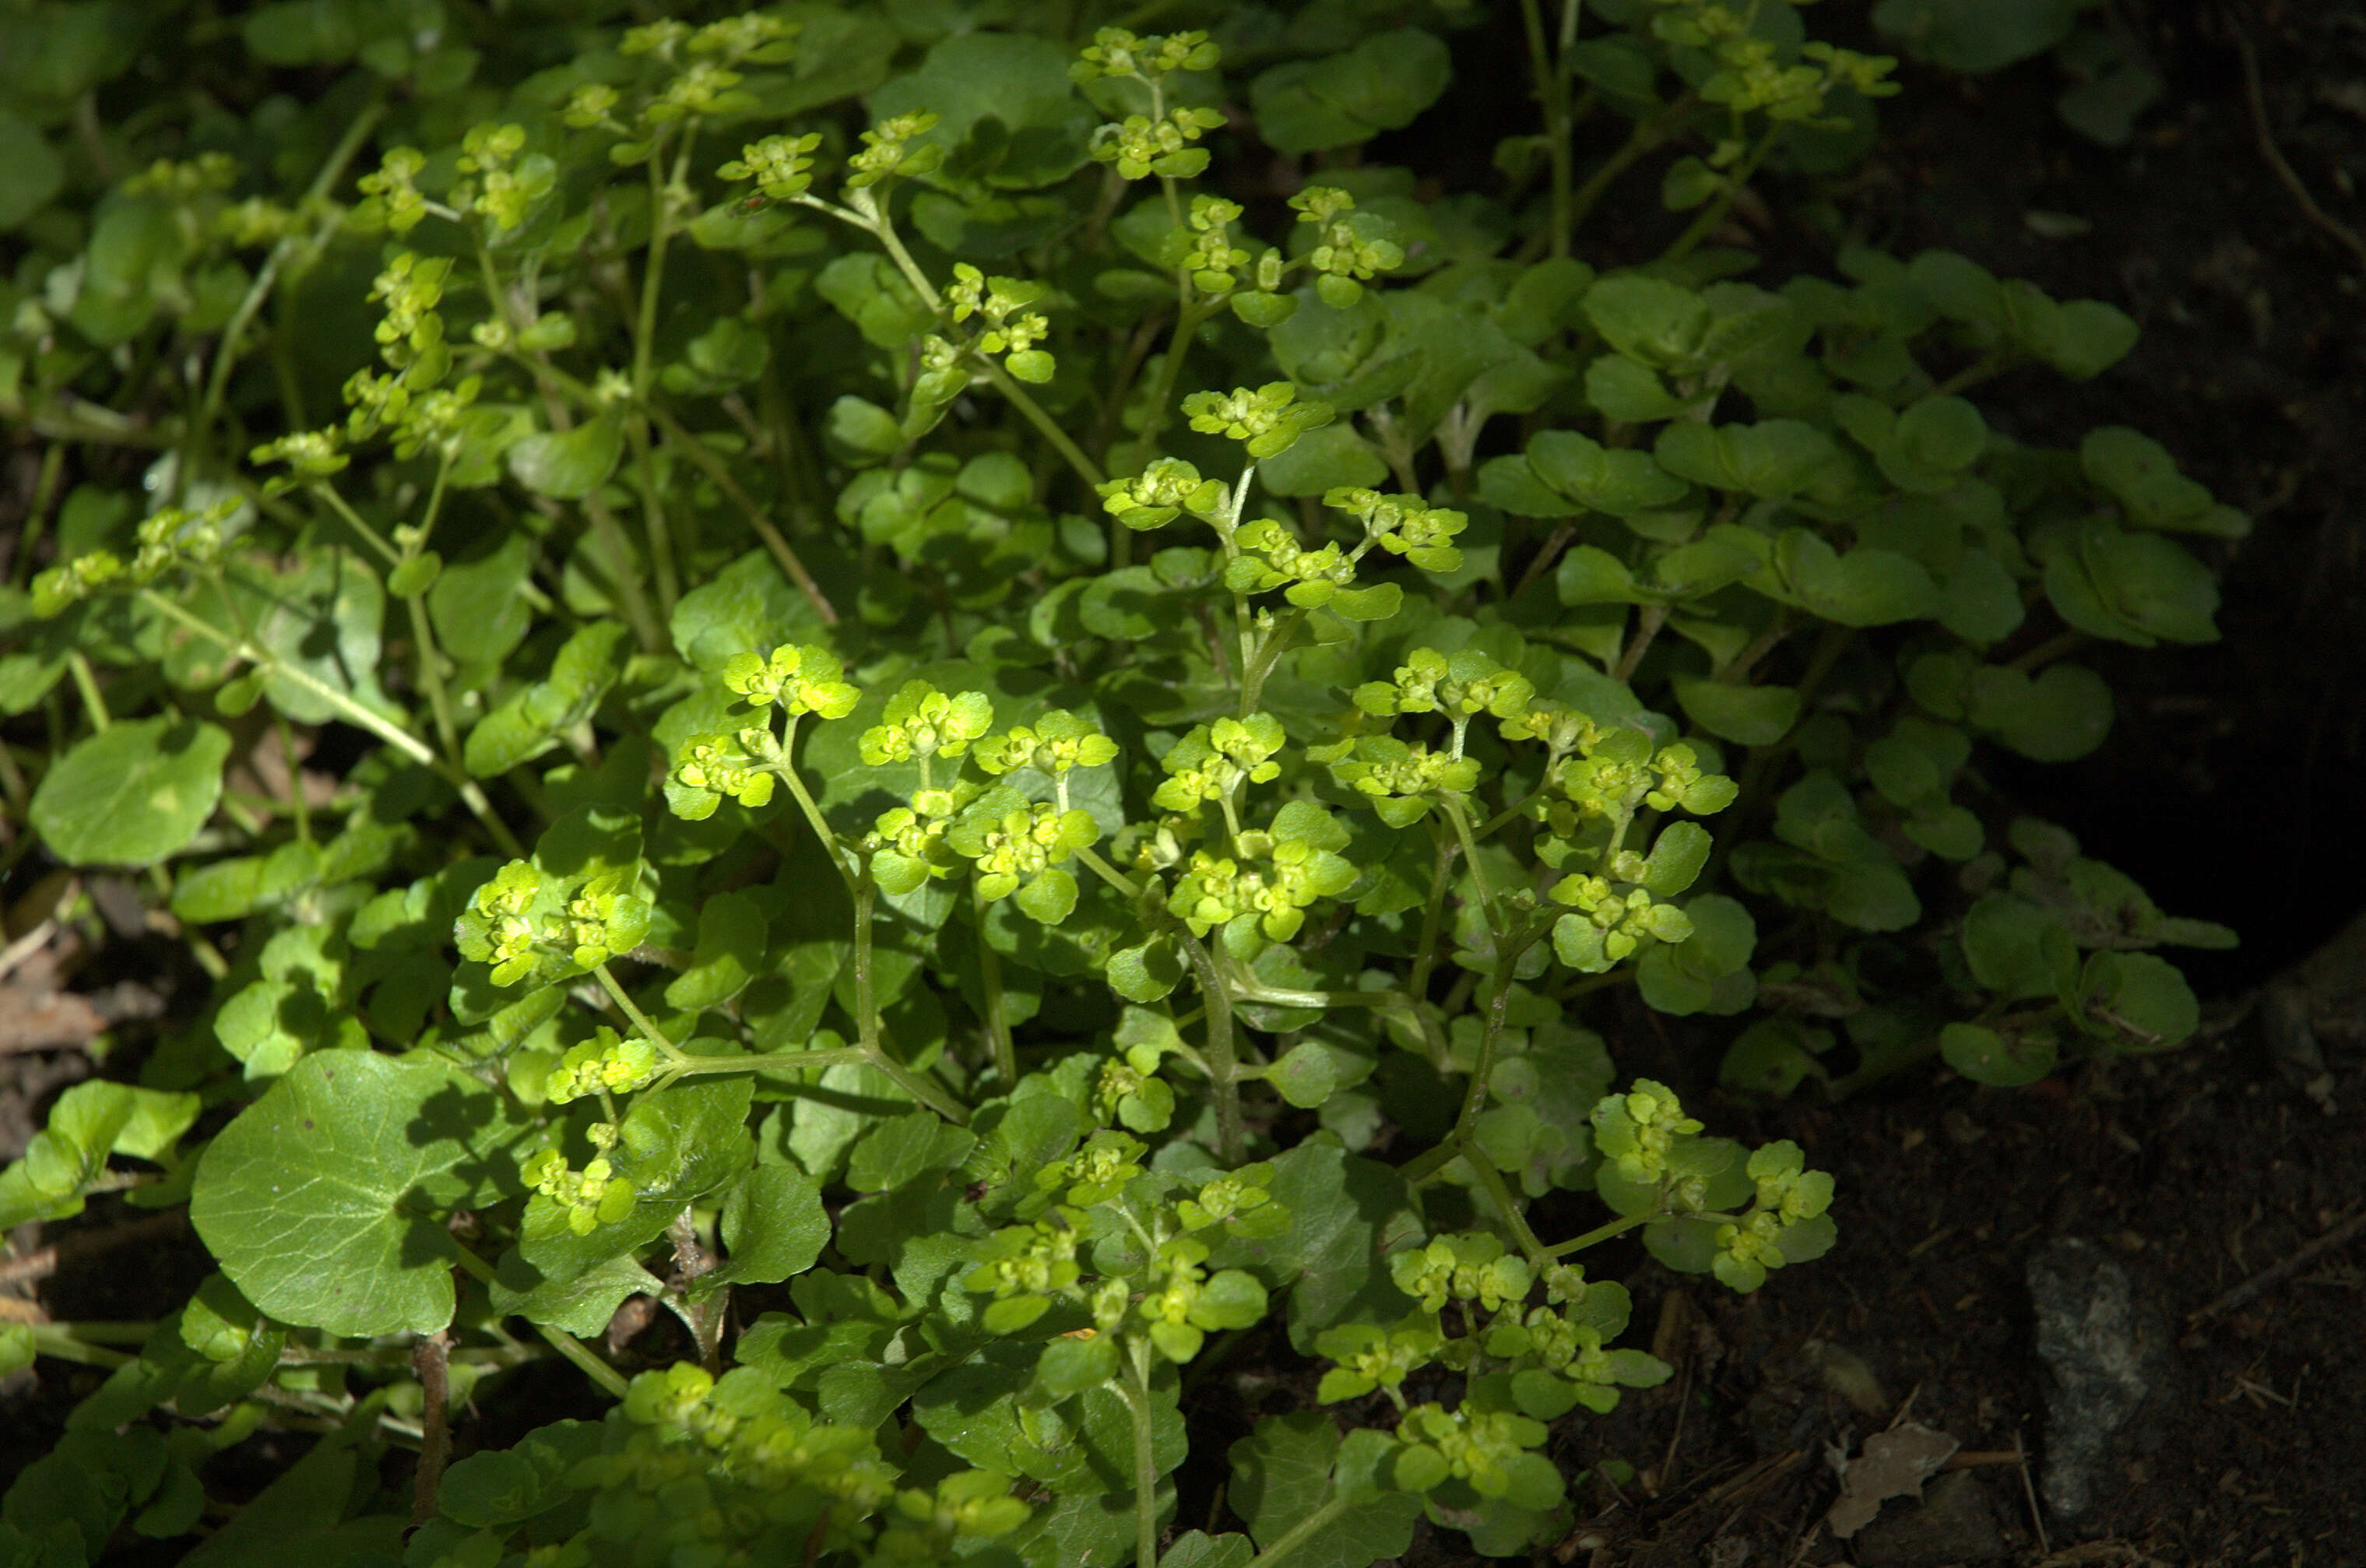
left=1939, top=1021, right=2055, bottom=1087
left=191, top=1051, right=535, bottom=1338
left=32, top=717, right=230, bottom=867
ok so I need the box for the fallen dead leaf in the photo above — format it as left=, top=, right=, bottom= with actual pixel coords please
left=1826, top=1420, right=1961, bottom=1538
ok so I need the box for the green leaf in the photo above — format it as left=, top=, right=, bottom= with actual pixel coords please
left=1259, top=424, right=1388, bottom=497
left=1939, top=1021, right=2056, bottom=1086
left=714, top=1165, right=828, bottom=1284
left=1268, top=1041, right=1341, bottom=1109
left=1965, top=663, right=2113, bottom=761
left=1208, top=1141, right=1422, bottom=1352
left=31, top=717, right=229, bottom=867
left=2041, top=525, right=2220, bottom=647
left=1959, top=892, right=2067, bottom=1000
left=867, top=30, right=1095, bottom=188
left=1251, top=30, right=1453, bottom=154
left=1584, top=355, right=1708, bottom=421
left=507, top=415, right=623, bottom=500
left=1719, top=1017, right=1830, bottom=1095
left=1583, top=276, right=1710, bottom=368
left=847, top=1109, right=975, bottom=1193
left=670, top=548, right=827, bottom=674
left=1872, top=0, right=2084, bottom=72
left=1228, top=1412, right=1422, bottom=1567
left=1763, top=529, right=1939, bottom=626
left=428, top=532, right=536, bottom=668
left=2076, top=951, right=2198, bottom=1051
left=665, top=890, right=767, bottom=1011
left=1673, top=680, right=1798, bottom=746
left=224, top=550, right=391, bottom=725
left=1528, top=430, right=1692, bottom=515
left=190, top=1051, right=536, bottom=1338
left=0, top=108, right=66, bottom=230
left=435, top=1422, right=603, bottom=1528
left=1655, top=420, right=1840, bottom=500
left=0, top=1081, right=200, bottom=1230
left=1640, top=821, right=1713, bottom=898
left=1108, top=938, right=1184, bottom=1003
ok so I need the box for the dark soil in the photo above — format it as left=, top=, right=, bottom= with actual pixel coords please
left=9, top=3, right=2366, bottom=1563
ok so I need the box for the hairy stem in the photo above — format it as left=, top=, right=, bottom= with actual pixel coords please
left=1125, top=1348, right=1163, bottom=1568
left=1176, top=928, right=1245, bottom=1164
left=974, top=881, right=1017, bottom=1086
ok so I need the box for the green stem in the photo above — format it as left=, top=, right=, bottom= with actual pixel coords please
left=974, top=880, right=1017, bottom=1086
left=1238, top=607, right=1304, bottom=716
left=10, top=443, right=65, bottom=588
left=765, top=740, right=859, bottom=892
left=197, top=95, right=388, bottom=439
left=1231, top=984, right=1412, bottom=1013
left=644, top=401, right=838, bottom=625
left=979, top=359, right=1108, bottom=490
left=1517, top=0, right=1575, bottom=258
left=1076, top=845, right=1146, bottom=901
left=135, top=589, right=523, bottom=857
left=626, top=417, right=680, bottom=619
left=1565, top=93, right=1696, bottom=240
left=1544, top=1210, right=1649, bottom=1258
left=307, top=479, right=401, bottom=566
left=1175, top=929, right=1244, bottom=1164
left=1124, top=1348, right=1163, bottom=1568
left=1614, top=603, right=1668, bottom=683
left=1662, top=122, right=1780, bottom=263
left=595, top=962, right=677, bottom=1052
left=536, top=1324, right=631, bottom=1400
left=274, top=709, right=312, bottom=842
left=1438, top=797, right=1497, bottom=935
left=1406, top=824, right=1455, bottom=1007
left=21, top=1324, right=136, bottom=1369
left=1135, top=300, right=1216, bottom=459
left=852, top=873, right=972, bottom=1125
left=66, top=652, right=108, bottom=731
left=1466, top=1151, right=1550, bottom=1267
left=1240, top=1495, right=1353, bottom=1568
left=670, top=1046, right=867, bottom=1079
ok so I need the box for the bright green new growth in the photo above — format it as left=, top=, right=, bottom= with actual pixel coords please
left=0, top=1, right=2238, bottom=1565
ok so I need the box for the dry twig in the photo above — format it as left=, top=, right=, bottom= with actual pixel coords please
left=2227, top=11, right=2366, bottom=270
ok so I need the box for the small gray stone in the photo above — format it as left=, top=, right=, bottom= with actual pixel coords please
left=2027, top=1237, right=2173, bottom=1524
left=1850, top=1471, right=2007, bottom=1567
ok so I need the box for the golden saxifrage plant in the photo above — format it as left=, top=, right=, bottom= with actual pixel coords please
left=0, top=1, right=2237, bottom=1563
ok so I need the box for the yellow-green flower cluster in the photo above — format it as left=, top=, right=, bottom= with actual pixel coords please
left=522, top=1133, right=635, bottom=1236
left=1092, top=106, right=1226, bottom=181
left=1289, top=186, right=1406, bottom=308
left=1589, top=1080, right=1703, bottom=1187
left=860, top=682, right=994, bottom=772
left=1096, top=457, right=1229, bottom=532
left=972, top=710, right=1120, bottom=780
left=1151, top=714, right=1285, bottom=812
left=848, top=112, right=944, bottom=189
left=723, top=642, right=860, bottom=719
left=717, top=131, right=823, bottom=202
left=946, top=265, right=1056, bottom=383
left=1071, top=26, right=1220, bottom=84
left=1324, top=487, right=1470, bottom=573
left=1387, top=1232, right=1533, bottom=1315
left=543, top=1029, right=662, bottom=1105
left=1180, top=381, right=1334, bottom=460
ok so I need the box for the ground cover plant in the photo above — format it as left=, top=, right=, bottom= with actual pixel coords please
left=0, top=0, right=2245, bottom=1562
